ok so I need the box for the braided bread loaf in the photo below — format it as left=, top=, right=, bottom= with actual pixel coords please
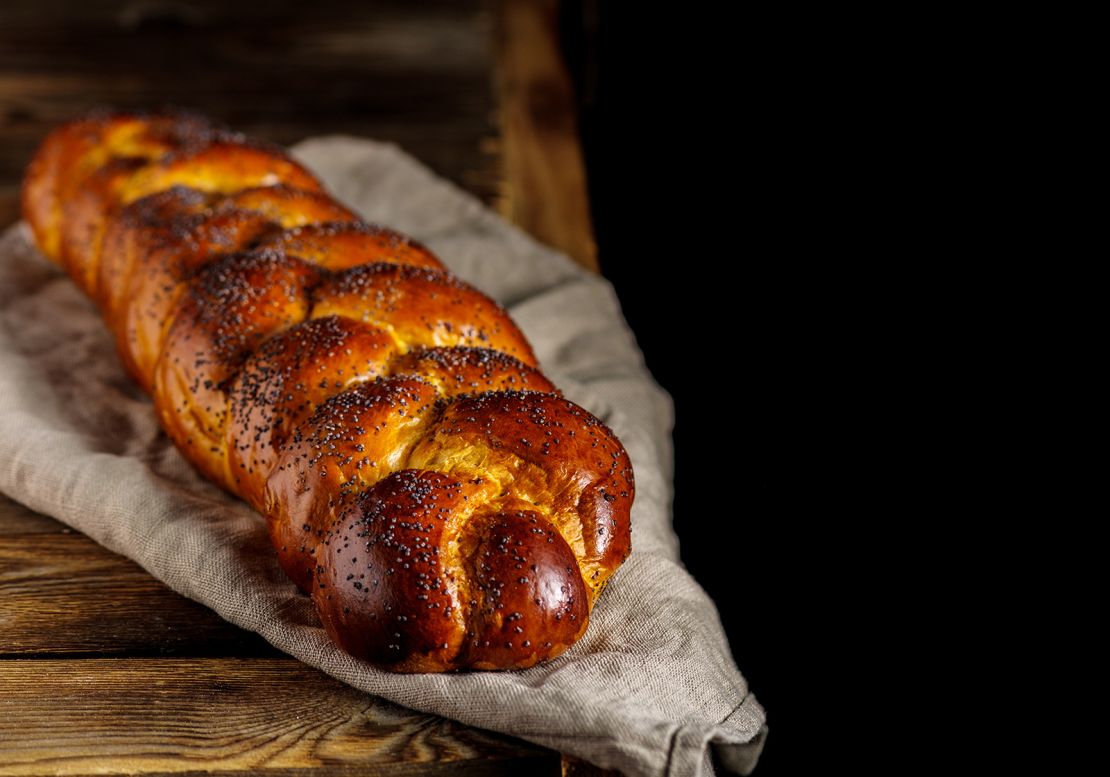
left=21, top=111, right=633, bottom=672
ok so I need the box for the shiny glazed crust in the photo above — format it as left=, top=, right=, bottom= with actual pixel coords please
left=20, top=111, right=634, bottom=672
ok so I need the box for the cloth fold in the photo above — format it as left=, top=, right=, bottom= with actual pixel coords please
left=0, top=136, right=765, bottom=777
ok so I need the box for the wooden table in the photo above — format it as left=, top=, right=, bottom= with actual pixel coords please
left=0, top=1, right=606, bottom=774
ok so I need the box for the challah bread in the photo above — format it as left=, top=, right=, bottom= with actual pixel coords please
left=20, top=111, right=634, bottom=672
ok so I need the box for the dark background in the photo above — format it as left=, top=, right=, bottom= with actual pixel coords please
left=561, top=5, right=807, bottom=774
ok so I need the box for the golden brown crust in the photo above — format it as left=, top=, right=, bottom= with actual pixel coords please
left=313, top=470, right=474, bottom=671
left=228, top=315, right=400, bottom=510
left=312, top=263, right=537, bottom=366
left=266, top=377, right=443, bottom=591
left=390, top=347, right=556, bottom=396
left=21, top=111, right=634, bottom=672
left=156, top=250, right=319, bottom=491
left=116, top=206, right=275, bottom=390
left=258, top=222, right=444, bottom=271
left=407, top=391, right=633, bottom=600
left=313, top=472, right=588, bottom=672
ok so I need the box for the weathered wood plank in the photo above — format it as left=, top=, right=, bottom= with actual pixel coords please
left=495, top=0, right=598, bottom=271
left=0, top=0, right=469, bottom=26
left=0, top=0, right=501, bottom=206
left=0, top=188, right=17, bottom=230
left=0, top=495, right=66, bottom=536
left=0, top=658, right=559, bottom=776
left=0, top=520, right=276, bottom=656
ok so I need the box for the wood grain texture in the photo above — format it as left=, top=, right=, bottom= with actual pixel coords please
left=0, top=512, right=277, bottom=657
left=0, top=658, right=558, bottom=776
left=0, top=189, right=17, bottom=231
left=0, top=0, right=501, bottom=208
left=0, top=495, right=66, bottom=536
left=495, top=0, right=599, bottom=271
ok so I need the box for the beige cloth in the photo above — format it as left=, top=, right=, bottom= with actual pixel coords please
left=0, top=137, right=766, bottom=776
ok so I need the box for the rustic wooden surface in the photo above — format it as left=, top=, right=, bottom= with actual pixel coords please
left=0, top=659, right=558, bottom=776
left=0, top=1, right=606, bottom=774
left=0, top=519, right=277, bottom=657
left=495, top=0, right=598, bottom=271
left=0, top=0, right=503, bottom=232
